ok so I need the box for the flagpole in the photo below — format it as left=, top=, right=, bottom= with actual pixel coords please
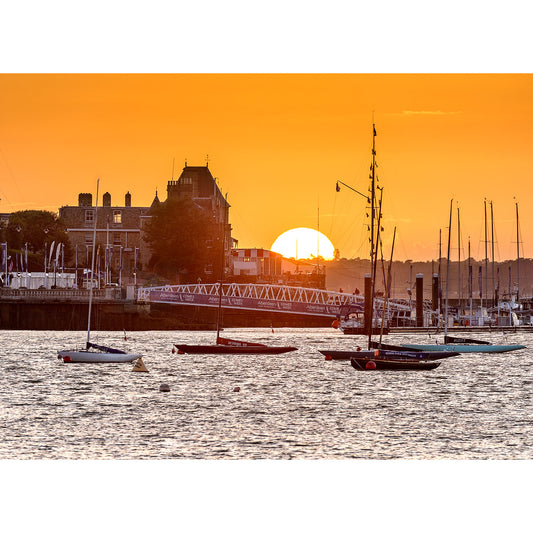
left=25, top=242, right=28, bottom=289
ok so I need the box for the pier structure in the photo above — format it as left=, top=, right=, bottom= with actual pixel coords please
left=137, top=282, right=417, bottom=319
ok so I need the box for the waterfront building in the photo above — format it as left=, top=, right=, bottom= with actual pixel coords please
left=230, top=248, right=325, bottom=288
left=59, top=163, right=236, bottom=285
left=59, top=191, right=150, bottom=284
left=166, top=163, right=235, bottom=278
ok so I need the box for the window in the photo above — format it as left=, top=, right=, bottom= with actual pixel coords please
left=85, top=210, right=94, bottom=224
left=85, top=233, right=93, bottom=244
left=113, top=210, right=122, bottom=224
left=113, top=232, right=122, bottom=245
left=181, top=176, right=192, bottom=185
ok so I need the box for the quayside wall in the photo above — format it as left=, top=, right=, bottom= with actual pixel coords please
left=0, top=301, right=332, bottom=331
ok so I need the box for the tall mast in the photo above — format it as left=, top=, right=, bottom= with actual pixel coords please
left=379, top=226, right=396, bottom=346
left=438, top=228, right=442, bottom=323
left=370, top=123, right=377, bottom=277
left=509, top=202, right=520, bottom=303
left=457, top=205, right=461, bottom=311
left=468, top=237, right=473, bottom=324
left=484, top=199, right=488, bottom=316
left=86, top=179, right=99, bottom=348
left=491, top=201, right=495, bottom=308
left=215, top=193, right=228, bottom=343
left=368, top=122, right=378, bottom=349
left=445, top=199, right=453, bottom=339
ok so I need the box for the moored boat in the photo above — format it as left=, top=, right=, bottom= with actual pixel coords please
left=401, top=341, right=525, bottom=353
left=58, top=342, right=140, bottom=363
left=322, top=122, right=447, bottom=372
left=350, top=356, right=440, bottom=371
left=320, top=348, right=456, bottom=361
left=175, top=340, right=297, bottom=355
left=57, top=180, right=143, bottom=364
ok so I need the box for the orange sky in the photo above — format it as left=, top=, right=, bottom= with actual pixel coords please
left=0, top=73, right=532, bottom=262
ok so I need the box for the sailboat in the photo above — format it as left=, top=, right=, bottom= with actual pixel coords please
left=57, top=180, right=142, bottom=363
left=401, top=199, right=525, bottom=354
left=174, top=218, right=297, bottom=355
left=319, top=123, right=443, bottom=371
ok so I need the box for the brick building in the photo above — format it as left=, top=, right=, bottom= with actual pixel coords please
left=59, top=191, right=152, bottom=284
left=166, top=163, right=235, bottom=278
left=59, top=163, right=235, bottom=285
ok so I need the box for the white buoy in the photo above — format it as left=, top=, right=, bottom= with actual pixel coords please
left=159, top=383, right=170, bottom=392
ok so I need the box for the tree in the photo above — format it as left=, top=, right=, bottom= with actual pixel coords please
left=143, top=198, right=221, bottom=283
left=5, top=210, right=71, bottom=269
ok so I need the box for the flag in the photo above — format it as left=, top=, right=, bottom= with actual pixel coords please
left=24, top=243, right=28, bottom=272
left=55, top=242, right=61, bottom=264
left=335, top=182, right=340, bottom=192
left=134, top=247, right=139, bottom=271
left=49, top=241, right=55, bottom=267
left=478, top=266, right=482, bottom=299
left=1, top=242, right=6, bottom=270
left=373, top=125, right=377, bottom=136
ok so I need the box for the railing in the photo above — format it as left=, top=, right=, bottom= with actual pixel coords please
left=137, top=283, right=415, bottom=313
left=0, top=287, right=123, bottom=301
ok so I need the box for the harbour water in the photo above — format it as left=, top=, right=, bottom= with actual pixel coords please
left=2, top=327, right=531, bottom=532
left=1, top=327, right=531, bottom=460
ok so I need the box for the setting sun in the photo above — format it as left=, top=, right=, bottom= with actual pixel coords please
left=271, top=228, right=335, bottom=260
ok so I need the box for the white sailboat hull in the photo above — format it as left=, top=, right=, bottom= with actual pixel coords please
left=58, top=350, right=141, bottom=363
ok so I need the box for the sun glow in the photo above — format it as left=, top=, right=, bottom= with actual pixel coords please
left=271, top=228, right=335, bottom=260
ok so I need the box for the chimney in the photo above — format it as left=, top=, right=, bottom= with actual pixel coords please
left=103, top=192, right=111, bottom=207
left=125, top=191, right=131, bottom=207
left=78, top=193, right=92, bottom=207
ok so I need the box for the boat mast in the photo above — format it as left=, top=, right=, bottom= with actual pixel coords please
left=468, top=237, right=473, bottom=325
left=457, top=205, right=461, bottom=314
left=379, top=226, right=396, bottom=346
left=509, top=202, right=520, bottom=303
left=368, top=123, right=378, bottom=349
left=216, top=196, right=227, bottom=343
left=484, top=199, right=488, bottom=319
left=438, top=228, right=442, bottom=325
left=86, top=179, right=99, bottom=349
left=490, top=201, right=495, bottom=309
left=445, top=199, right=453, bottom=339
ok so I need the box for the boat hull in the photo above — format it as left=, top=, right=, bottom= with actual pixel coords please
left=320, top=349, right=456, bottom=361
left=341, top=327, right=389, bottom=335
left=350, top=357, right=440, bottom=371
left=175, top=344, right=297, bottom=355
left=58, top=350, right=141, bottom=363
left=401, top=343, right=526, bottom=353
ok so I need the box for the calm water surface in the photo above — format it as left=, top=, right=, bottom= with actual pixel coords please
left=1, top=328, right=531, bottom=459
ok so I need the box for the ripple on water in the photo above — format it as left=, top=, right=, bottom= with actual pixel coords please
left=0, top=328, right=532, bottom=459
